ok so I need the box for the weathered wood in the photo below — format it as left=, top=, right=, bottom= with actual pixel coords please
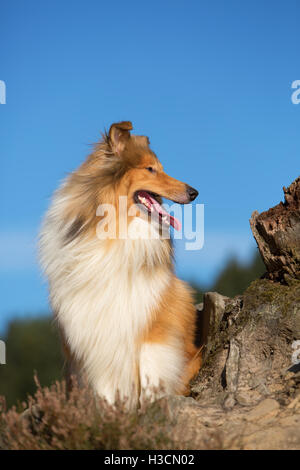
left=250, top=176, right=300, bottom=282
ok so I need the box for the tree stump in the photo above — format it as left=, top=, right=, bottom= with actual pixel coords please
left=250, top=176, right=300, bottom=282
left=188, top=175, right=300, bottom=449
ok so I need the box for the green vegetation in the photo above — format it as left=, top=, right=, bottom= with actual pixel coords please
left=192, top=250, right=265, bottom=304
left=0, top=318, right=64, bottom=408
left=212, top=251, right=265, bottom=297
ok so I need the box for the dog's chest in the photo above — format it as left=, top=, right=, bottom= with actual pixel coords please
left=57, top=234, right=170, bottom=362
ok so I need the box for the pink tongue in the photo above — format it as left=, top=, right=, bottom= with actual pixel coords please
left=169, top=215, right=181, bottom=231
left=146, top=193, right=182, bottom=231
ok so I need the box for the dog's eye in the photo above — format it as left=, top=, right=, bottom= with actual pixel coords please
left=146, top=167, right=155, bottom=173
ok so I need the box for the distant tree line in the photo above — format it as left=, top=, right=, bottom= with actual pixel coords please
left=191, top=250, right=265, bottom=304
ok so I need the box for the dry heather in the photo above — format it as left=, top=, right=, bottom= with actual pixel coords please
left=0, top=377, right=181, bottom=451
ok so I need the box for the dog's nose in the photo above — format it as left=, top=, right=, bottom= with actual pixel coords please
left=186, top=185, right=198, bottom=201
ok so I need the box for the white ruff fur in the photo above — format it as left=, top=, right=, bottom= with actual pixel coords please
left=39, top=189, right=185, bottom=407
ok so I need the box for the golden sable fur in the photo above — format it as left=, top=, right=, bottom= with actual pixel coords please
left=39, top=121, right=202, bottom=408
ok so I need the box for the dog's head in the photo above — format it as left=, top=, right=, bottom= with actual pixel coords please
left=63, top=121, right=198, bottom=243
left=107, top=121, right=198, bottom=231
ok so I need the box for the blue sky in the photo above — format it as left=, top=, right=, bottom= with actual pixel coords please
left=0, top=0, right=299, bottom=331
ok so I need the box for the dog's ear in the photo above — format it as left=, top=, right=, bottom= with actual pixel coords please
left=109, top=121, right=133, bottom=155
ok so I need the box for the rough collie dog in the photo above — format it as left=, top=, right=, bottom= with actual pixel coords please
left=39, top=121, right=201, bottom=408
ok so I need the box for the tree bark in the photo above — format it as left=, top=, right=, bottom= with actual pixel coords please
left=250, top=176, right=300, bottom=282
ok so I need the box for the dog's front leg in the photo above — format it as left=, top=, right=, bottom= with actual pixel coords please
left=139, top=340, right=185, bottom=404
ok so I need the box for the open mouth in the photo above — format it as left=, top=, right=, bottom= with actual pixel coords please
left=134, top=190, right=181, bottom=231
